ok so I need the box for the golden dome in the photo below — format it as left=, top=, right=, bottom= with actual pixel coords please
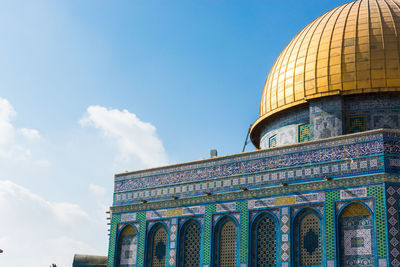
left=251, top=0, right=400, bottom=147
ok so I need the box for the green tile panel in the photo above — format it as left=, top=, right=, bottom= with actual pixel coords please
left=325, top=190, right=340, bottom=260
left=203, top=204, right=216, bottom=265
left=236, top=201, right=249, bottom=263
left=367, top=185, right=387, bottom=259
left=107, top=214, right=121, bottom=267
left=136, top=212, right=146, bottom=267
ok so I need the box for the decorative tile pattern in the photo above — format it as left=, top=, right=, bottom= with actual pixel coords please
left=340, top=188, right=367, bottom=199
left=367, top=185, right=387, bottom=259
left=293, top=211, right=321, bottom=266
left=168, top=222, right=177, bottom=266
left=216, top=202, right=236, bottom=212
left=326, top=190, right=340, bottom=260
left=181, top=222, right=201, bottom=267
left=339, top=203, right=374, bottom=267
left=215, top=220, right=237, bottom=266
left=269, top=134, right=277, bottom=148
left=345, top=95, right=400, bottom=132
left=107, top=214, right=121, bottom=267
left=254, top=214, right=277, bottom=266
left=386, top=185, right=400, bottom=267
left=299, top=123, right=311, bottom=142
left=310, top=96, right=343, bottom=140
left=112, top=174, right=395, bottom=214
left=203, top=204, right=216, bottom=265
left=150, top=226, right=167, bottom=267
left=114, top=130, right=392, bottom=200
left=121, top=213, right=137, bottom=222
left=236, top=201, right=248, bottom=264
left=281, top=207, right=290, bottom=262
left=248, top=192, right=325, bottom=210
left=136, top=212, right=146, bottom=267
left=118, top=226, right=138, bottom=267
left=347, top=115, right=366, bottom=134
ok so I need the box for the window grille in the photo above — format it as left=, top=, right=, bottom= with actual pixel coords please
left=293, top=210, right=322, bottom=267
left=146, top=224, right=167, bottom=267
left=214, top=219, right=237, bottom=267
left=253, top=215, right=277, bottom=266
left=181, top=221, right=201, bottom=267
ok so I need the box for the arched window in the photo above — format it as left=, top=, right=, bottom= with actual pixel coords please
left=116, top=225, right=137, bottom=267
left=213, top=216, right=238, bottom=267
left=339, top=202, right=374, bottom=266
left=293, top=208, right=322, bottom=267
left=146, top=223, right=168, bottom=267
left=178, top=219, right=201, bottom=267
left=251, top=213, right=277, bottom=267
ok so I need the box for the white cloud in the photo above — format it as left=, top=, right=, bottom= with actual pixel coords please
left=0, top=180, right=100, bottom=267
left=20, top=128, right=41, bottom=140
left=89, top=183, right=107, bottom=198
left=0, top=97, right=17, bottom=152
left=0, top=97, right=41, bottom=160
left=80, top=105, right=168, bottom=168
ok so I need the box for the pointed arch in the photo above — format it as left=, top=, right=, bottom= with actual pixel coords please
left=116, top=224, right=138, bottom=267
left=212, top=215, right=239, bottom=267
left=178, top=219, right=201, bottom=267
left=250, top=212, right=278, bottom=267
left=338, top=202, right=374, bottom=267
left=145, top=222, right=168, bottom=267
left=293, top=208, right=322, bottom=267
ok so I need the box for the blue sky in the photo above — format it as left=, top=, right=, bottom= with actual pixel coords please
left=0, top=0, right=350, bottom=266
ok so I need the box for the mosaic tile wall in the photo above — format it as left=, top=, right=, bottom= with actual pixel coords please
left=339, top=204, right=374, bottom=267
left=118, top=229, right=137, bottom=267
left=109, top=183, right=392, bottom=267
left=107, top=214, right=121, bottom=267
left=112, top=130, right=400, bottom=206
left=261, top=124, right=298, bottom=149
left=203, top=204, right=216, bottom=266
left=260, top=94, right=400, bottom=149
left=299, top=123, right=311, bottom=143
left=280, top=207, right=290, bottom=265
left=260, top=106, right=309, bottom=137
left=386, top=185, right=400, bottom=267
left=367, top=185, right=387, bottom=260
left=259, top=106, right=309, bottom=149
left=345, top=94, right=400, bottom=133
left=236, top=201, right=248, bottom=264
left=310, top=96, right=343, bottom=140
left=136, top=212, right=146, bottom=267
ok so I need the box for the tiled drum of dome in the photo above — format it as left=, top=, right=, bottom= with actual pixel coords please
left=299, top=123, right=311, bottom=143
left=182, top=222, right=201, bottom=267
left=339, top=203, right=374, bottom=267
left=269, top=135, right=277, bottom=148
left=255, top=215, right=276, bottom=266
left=347, top=115, right=366, bottom=134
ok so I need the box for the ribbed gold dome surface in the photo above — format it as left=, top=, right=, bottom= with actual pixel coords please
left=251, top=0, right=400, bottom=147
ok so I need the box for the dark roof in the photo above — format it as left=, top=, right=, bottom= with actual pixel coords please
left=72, top=254, right=107, bottom=267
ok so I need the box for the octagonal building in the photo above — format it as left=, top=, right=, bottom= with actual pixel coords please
left=107, top=0, right=400, bottom=266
